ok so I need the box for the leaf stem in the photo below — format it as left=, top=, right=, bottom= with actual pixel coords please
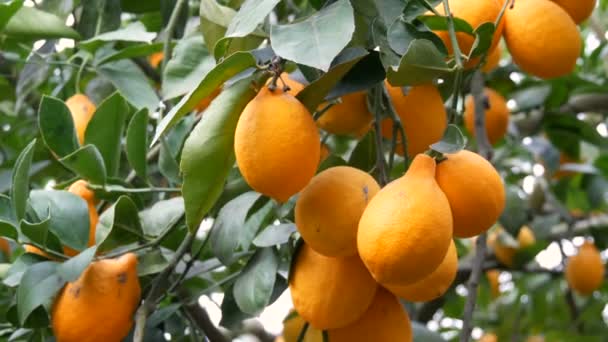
left=370, top=85, right=388, bottom=186
left=161, top=0, right=187, bottom=75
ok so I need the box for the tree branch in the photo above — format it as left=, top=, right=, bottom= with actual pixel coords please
left=178, top=288, right=229, bottom=342
left=559, top=93, right=608, bottom=114
left=460, top=233, right=488, bottom=342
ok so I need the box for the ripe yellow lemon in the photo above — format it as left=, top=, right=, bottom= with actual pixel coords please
left=234, top=88, right=320, bottom=202
left=464, top=88, right=510, bottom=145
left=386, top=240, right=458, bottom=302
left=565, top=241, right=605, bottom=295
left=65, top=94, right=96, bottom=145
left=358, top=154, right=453, bottom=285
left=281, top=311, right=322, bottom=342
left=295, top=166, right=380, bottom=257
left=317, top=92, right=373, bottom=137
left=436, top=150, right=506, bottom=238
left=488, top=226, right=536, bottom=267
left=504, top=0, right=581, bottom=79
left=289, top=244, right=377, bottom=329
left=328, top=288, right=413, bottom=342
left=552, top=0, right=596, bottom=24
left=383, top=84, right=447, bottom=157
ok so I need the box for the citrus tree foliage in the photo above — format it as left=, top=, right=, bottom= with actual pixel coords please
left=0, top=0, right=607, bottom=341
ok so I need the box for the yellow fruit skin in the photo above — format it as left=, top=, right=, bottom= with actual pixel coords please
left=295, top=166, right=380, bottom=257
left=328, top=288, right=413, bottom=342
left=0, top=238, right=10, bottom=256
left=504, top=0, right=581, bottom=79
left=24, top=245, right=52, bottom=259
left=386, top=240, right=458, bottom=302
left=486, top=269, right=501, bottom=298
left=148, top=52, right=164, bottom=68
left=526, top=335, right=545, bottom=342
left=565, top=242, right=605, bottom=295
left=464, top=88, right=510, bottom=145
left=436, top=150, right=506, bottom=238
left=479, top=333, right=498, bottom=342
left=357, top=154, right=453, bottom=285
left=317, top=92, right=373, bottom=137
left=383, top=84, right=447, bottom=157
left=552, top=0, right=596, bottom=24
left=289, top=244, right=377, bottom=330
left=488, top=226, right=536, bottom=267
left=52, top=253, right=141, bottom=342
left=434, top=0, right=505, bottom=65
left=234, top=88, right=320, bottom=202
left=63, top=180, right=99, bottom=257
left=66, top=94, right=96, bottom=145
left=281, top=312, right=322, bottom=342
left=482, top=45, right=502, bottom=73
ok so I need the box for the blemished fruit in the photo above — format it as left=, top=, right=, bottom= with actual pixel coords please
left=63, top=180, right=99, bottom=257
left=552, top=0, right=596, bottom=24
left=65, top=94, right=96, bottom=145
left=464, top=88, right=510, bottom=145
left=482, top=45, right=502, bottom=73
left=358, top=154, right=453, bottom=285
left=281, top=311, right=322, bottom=342
left=436, top=150, right=506, bottom=238
left=289, top=244, right=377, bottom=329
left=479, top=333, right=498, bottom=342
left=268, top=72, right=306, bottom=95
left=327, top=288, right=413, bottom=342
left=317, top=92, right=373, bottom=137
left=488, top=226, right=536, bottom=267
left=486, top=269, right=501, bottom=298
left=382, top=84, right=447, bottom=157
left=295, top=166, right=380, bottom=257
left=565, top=241, right=605, bottom=295
left=52, top=253, right=141, bottom=342
left=504, top=0, right=581, bottom=79
left=434, top=0, right=505, bottom=65
left=234, top=87, right=320, bottom=203
left=386, top=240, right=458, bottom=302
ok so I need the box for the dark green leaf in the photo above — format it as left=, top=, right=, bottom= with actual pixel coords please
left=80, top=22, right=156, bottom=51
left=253, top=223, right=297, bottom=247
left=388, top=19, right=446, bottom=56
left=233, top=248, right=278, bottom=315
left=59, top=145, right=107, bottom=184
left=20, top=216, right=63, bottom=253
left=96, top=42, right=164, bottom=65
left=77, top=0, right=121, bottom=39
left=97, top=58, right=160, bottom=111
left=180, top=77, right=258, bottom=231
left=420, top=15, right=474, bottom=35
left=348, top=131, right=377, bottom=172
left=270, top=0, right=355, bottom=71
left=56, top=247, right=97, bottom=282
left=125, top=108, right=149, bottom=180
left=139, top=197, right=184, bottom=237
left=386, top=39, right=450, bottom=86
left=469, top=22, right=495, bottom=58
left=11, top=139, right=36, bottom=221
left=226, top=0, right=279, bottom=37
left=38, top=96, right=79, bottom=157
left=17, top=262, right=63, bottom=325
left=96, top=195, right=143, bottom=252
left=5, top=6, right=80, bottom=39
left=137, top=249, right=169, bottom=276
left=158, top=139, right=182, bottom=185
left=213, top=34, right=265, bottom=61
left=0, top=0, right=23, bottom=32
left=499, top=186, right=529, bottom=235
left=430, top=124, right=466, bottom=154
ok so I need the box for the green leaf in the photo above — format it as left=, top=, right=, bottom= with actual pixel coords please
left=126, top=108, right=149, bottom=180
left=212, top=34, right=265, bottom=61
left=137, top=249, right=169, bottom=276
left=84, top=92, right=129, bottom=177
left=270, top=0, right=355, bottom=71
left=387, top=19, right=446, bottom=56
left=430, top=124, right=466, bottom=154
left=4, top=253, right=45, bottom=287
left=386, top=39, right=451, bottom=86
left=152, top=51, right=257, bottom=144
left=56, top=247, right=97, bottom=282
left=233, top=248, right=278, bottom=315
left=95, top=42, right=164, bottom=65
left=77, top=0, right=121, bottom=39
left=296, top=48, right=368, bottom=112
left=469, top=22, right=495, bottom=58
left=180, top=77, right=259, bottom=231
left=96, top=195, right=143, bottom=252
left=58, top=145, right=107, bottom=184
left=318, top=154, right=348, bottom=172
left=162, top=35, right=215, bottom=100
left=158, top=139, right=182, bottom=185
left=139, top=197, right=184, bottom=237
left=29, top=190, right=90, bottom=251
left=0, top=0, right=23, bottom=32
left=412, top=321, right=446, bottom=342
left=4, top=6, right=80, bottom=39
left=38, top=96, right=79, bottom=158
left=96, top=58, right=160, bottom=111
left=17, top=262, right=63, bottom=325
left=348, top=131, right=377, bottom=172
left=253, top=223, right=297, bottom=247
left=11, top=139, right=36, bottom=221
left=225, top=0, right=280, bottom=38
left=80, top=22, right=156, bottom=51
left=420, top=15, right=474, bottom=35
left=20, top=215, right=64, bottom=253
left=199, top=0, right=236, bottom=53
left=210, top=192, right=261, bottom=264
left=499, top=186, right=529, bottom=235
left=0, top=221, right=18, bottom=241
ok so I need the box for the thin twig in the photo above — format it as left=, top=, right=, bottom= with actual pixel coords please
left=381, top=85, right=409, bottom=170
left=460, top=233, right=488, bottom=342
left=442, top=0, right=464, bottom=68
left=161, top=0, right=187, bottom=74
left=470, top=70, right=493, bottom=159
left=178, top=288, right=229, bottom=342
left=370, top=85, right=388, bottom=185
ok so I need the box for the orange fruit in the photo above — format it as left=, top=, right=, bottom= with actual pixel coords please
left=482, top=45, right=502, bottom=73
left=317, top=92, right=373, bottom=137
left=67, top=179, right=95, bottom=203
left=383, top=84, right=447, bottom=157
left=464, top=88, right=510, bottom=145
left=479, top=333, right=498, bottom=342
left=565, top=241, right=605, bottom=295
left=0, top=238, right=10, bottom=256
left=148, top=51, right=164, bottom=68
left=24, top=245, right=52, bottom=259
left=552, top=0, right=596, bottom=24
left=234, top=87, right=320, bottom=202
left=295, top=166, right=380, bottom=257
left=52, top=253, right=141, bottom=342
left=289, top=244, right=377, bottom=329
left=281, top=311, right=322, bottom=342
left=63, top=180, right=99, bottom=257
left=357, top=154, right=453, bottom=285
left=554, top=153, right=579, bottom=179
left=66, top=94, right=96, bottom=145
left=504, top=0, right=581, bottom=79
left=433, top=0, right=505, bottom=65
left=436, top=150, right=506, bottom=238
left=327, top=288, right=413, bottom=342
left=486, top=269, right=501, bottom=298
left=386, top=240, right=458, bottom=302
left=488, top=226, right=536, bottom=267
